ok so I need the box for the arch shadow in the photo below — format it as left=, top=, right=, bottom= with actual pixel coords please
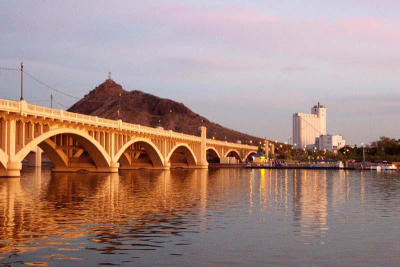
left=206, top=147, right=221, bottom=163
left=15, top=128, right=111, bottom=170
left=167, top=143, right=197, bottom=168
left=114, top=138, right=164, bottom=168
left=244, top=151, right=257, bottom=162
left=38, top=139, right=69, bottom=168
left=225, top=149, right=242, bottom=163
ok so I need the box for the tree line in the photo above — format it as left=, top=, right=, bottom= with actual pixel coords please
left=268, top=137, right=400, bottom=162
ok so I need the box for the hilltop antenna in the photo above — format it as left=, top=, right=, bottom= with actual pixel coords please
left=108, top=72, right=112, bottom=80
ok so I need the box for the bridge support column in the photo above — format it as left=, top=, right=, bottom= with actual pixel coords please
left=109, top=162, right=119, bottom=173
left=0, top=118, right=22, bottom=177
left=198, top=126, right=208, bottom=169
left=1, top=162, right=22, bottom=177
left=163, top=162, right=171, bottom=170
left=264, top=141, right=269, bottom=160
left=28, top=147, right=42, bottom=167
left=271, top=143, right=275, bottom=158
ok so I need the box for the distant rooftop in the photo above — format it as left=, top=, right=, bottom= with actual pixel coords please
left=313, top=102, right=325, bottom=108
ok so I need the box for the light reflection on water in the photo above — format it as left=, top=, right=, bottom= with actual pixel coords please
left=0, top=168, right=400, bottom=266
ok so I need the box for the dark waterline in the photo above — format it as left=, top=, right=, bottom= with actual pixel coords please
left=0, top=167, right=400, bottom=266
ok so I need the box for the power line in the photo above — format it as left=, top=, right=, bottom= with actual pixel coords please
left=29, top=99, right=49, bottom=103
left=0, top=67, right=19, bottom=71
left=54, top=99, right=70, bottom=109
left=22, top=70, right=81, bottom=100
left=22, top=70, right=118, bottom=104
left=1, top=65, right=117, bottom=107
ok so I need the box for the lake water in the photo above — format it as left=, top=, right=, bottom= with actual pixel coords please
left=0, top=168, right=399, bottom=266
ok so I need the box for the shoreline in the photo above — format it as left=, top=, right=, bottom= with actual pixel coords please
left=208, top=163, right=399, bottom=171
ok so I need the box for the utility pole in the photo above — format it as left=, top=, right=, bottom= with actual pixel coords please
left=50, top=93, right=53, bottom=109
left=361, top=142, right=365, bottom=163
left=20, top=62, right=24, bottom=100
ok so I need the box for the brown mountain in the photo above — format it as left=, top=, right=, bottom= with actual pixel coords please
left=68, top=79, right=266, bottom=144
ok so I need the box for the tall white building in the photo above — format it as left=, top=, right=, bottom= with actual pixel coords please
left=293, top=103, right=326, bottom=149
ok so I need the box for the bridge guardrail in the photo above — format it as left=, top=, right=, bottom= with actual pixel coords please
left=0, top=99, right=20, bottom=112
left=0, top=98, right=257, bottom=148
left=206, top=139, right=257, bottom=149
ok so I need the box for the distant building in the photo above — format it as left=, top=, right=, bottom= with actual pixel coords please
left=293, top=102, right=326, bottom=149
left=251, top=153, right=267, bottom=163
left=316, top=134, right=346, bottom=152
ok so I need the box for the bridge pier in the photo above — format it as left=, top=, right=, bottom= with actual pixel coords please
left=53, top=162, right=120, bottom=173
left=1, top=162, right=22, bottom=177
left=51, top=168, right=120, bottom=173
left=27, top=147, right=42, bottom=167
left=196, top=163, right=209, bottom=169
left=109, top=162, right=120, bottom=173
left=198, top=126, right=209, bottom=169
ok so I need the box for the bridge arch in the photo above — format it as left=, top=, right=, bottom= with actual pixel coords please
left=206, top=147, right=221, bottom=163
left=225, top=149, right=242, bottom=163
left=114, top=138, right=164, bottom=168
left=206, top=147, right=221, bottom=159
left=167, top=143, right=197, bottom=167
left=38, top=139, right=69, bottom=168
left=119, top=152, right=131, bottom=167
left=244, top=151, right=258, bottom=162
left=15, top=128, right=111, bottom=169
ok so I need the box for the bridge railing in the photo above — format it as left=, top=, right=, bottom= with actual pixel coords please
left=0, top=98, right=258, bottom=148
left=0, top=99, right=203, bottom=142
left=120, top=122, right=202, bottom=142
left=25, top=102, right=119, bottom=127
left=0, top=99, right=20, bottom=112
left=206, top=139, right=257, bottom=149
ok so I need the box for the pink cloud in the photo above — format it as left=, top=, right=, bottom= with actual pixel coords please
left=164, top=55, right=262, bottom=72
left=339, top=17, right=400, bottom=41
left=135, top=2, right=400, bottom=51
left=126, top=2, right=400, bottom=75
left=281, top=66, right=309, bottom=72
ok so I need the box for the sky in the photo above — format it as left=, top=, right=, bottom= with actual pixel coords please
left=1, top=0, right=400, bottom=145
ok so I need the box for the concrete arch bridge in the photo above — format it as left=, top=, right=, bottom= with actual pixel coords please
left=0, top=99, right=258, bottom=177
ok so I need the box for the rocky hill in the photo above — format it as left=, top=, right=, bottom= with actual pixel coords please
left=68, top=79, right=266, bottom=144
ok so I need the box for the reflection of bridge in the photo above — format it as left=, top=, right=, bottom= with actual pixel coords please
left=0, top=99, right=258, bottom=176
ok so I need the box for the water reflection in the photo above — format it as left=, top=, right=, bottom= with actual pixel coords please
left=0, top=168, right=400, bottom=265
left=292, top=170, right=328, bottom=240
